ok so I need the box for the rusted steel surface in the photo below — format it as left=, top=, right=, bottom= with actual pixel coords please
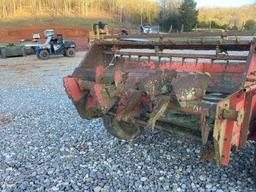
left=104, top=51, right=248, bottom=61
left=105, top=53, right=246, bottom=94
left=244, top=41, right=256, bottom=85
left=213, top=85, right=256, bottom=165
left=115, top=90, right=142, bottom=122
left=99, top=39, right=251, bottom=51
left=212, top=41, right=256, bottom=165
left=63, top=76, right=85, bottom=102
left=64, top=37, right=256, bottom=166
left=72, top=44, right=105, bottom=75
left=239, top=41, right=256, bottom=147
left=103, top=31, right=252, bottom=40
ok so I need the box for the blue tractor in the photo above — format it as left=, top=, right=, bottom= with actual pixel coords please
left=36, top=34, right=76, bottom=60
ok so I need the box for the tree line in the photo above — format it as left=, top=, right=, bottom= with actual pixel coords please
left=0, top=0, right=255, bottom=33
left=0, top=0, right=158, bottom=24
left=198, top=4, right=256, bottom=33
left=157, top=0, right=198, bottom=32
left=158, top=0, right=256, bottom=33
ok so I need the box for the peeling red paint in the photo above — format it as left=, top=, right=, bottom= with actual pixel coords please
left=64, top=38, right=256, bottom=167
left=140, top=94, right=151, bottom=105
left=159, top=61, right=245, bottom=73
left=95, top=65, right=104, bottom=81
left=245, top=47, right=256, bottom=84
left=63, top=77, right=83, bottom=102
left=139, top=60, right=157, bottom=70
left=86, top=95, right=95, bottom=108
left=94, top=84, right=108, bottom=106
left=114, top=68, right=122, bottom=87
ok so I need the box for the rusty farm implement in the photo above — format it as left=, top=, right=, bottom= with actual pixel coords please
left=64, top=32, right=256, bottom=167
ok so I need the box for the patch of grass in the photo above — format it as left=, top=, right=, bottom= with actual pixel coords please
left=0, top=17, right=119, bottom=27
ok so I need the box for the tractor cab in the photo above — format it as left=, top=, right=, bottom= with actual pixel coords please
left=93, top=21, right=108, bottom=35
left=88, top=21, right=110, bottom=46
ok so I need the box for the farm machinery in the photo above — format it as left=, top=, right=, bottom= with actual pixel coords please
left=20, top=29, right=56, bottom=55
left=36, top=34, right=76, bottom=60
left=88, top=21, right=129, bottom=47
left=0, top=43, right=26, bottom=59
left=64, top=32, right=256, bottom=167
left=88, top=21, right=110, bottom=47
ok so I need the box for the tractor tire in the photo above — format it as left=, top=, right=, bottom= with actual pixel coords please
left=66, top=48, right=75, bottom=57
left=39, top=50, right=49, bottom=60
left=102, top=116, right=141, bottom=141
left=0, top=48, right=6, bottom=59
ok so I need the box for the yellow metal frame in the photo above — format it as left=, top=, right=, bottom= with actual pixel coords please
left=88, top=25, right=110, bottom=47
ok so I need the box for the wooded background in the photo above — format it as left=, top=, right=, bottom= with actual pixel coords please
left=0, top=0, right=255, bottom=32
left=199, top=5, right=256, bottom=29
left=0, top=0, right=158, bottom=24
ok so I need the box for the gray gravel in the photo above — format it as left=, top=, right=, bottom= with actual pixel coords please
left=0, top=53, right=255, bottom=192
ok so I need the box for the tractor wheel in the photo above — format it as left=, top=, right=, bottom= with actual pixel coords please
left=39, top=50, right=49, bottom=60
left=66, top=48, right=75, bottom=57
left=102, top=116, right=141, bottom=141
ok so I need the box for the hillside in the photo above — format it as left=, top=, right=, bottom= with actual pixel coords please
left=198, top=4, right=256, bottom=29
left=0, top=0, right=158, bottom=25
left=0, top=17, right=129, bottom=50
left=1, top=0, right=255, bottom=30
left=0, top=0, right=255, bottom=46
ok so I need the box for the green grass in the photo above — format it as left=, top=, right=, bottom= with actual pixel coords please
left=0, top=17, right=119, bottom=27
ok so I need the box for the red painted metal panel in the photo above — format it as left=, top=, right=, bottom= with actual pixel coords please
left=249, top=95, right=256, bottom=136
left=64, top=39, right=256, bottom=166
left=214, top=85, right=256, bottom=166
left=245, top=42, right=256, bottom=84
left=94, top=84, right=108, bottom=106
left=63, top=77, right=84, bottom=102
left=122, top=61, right=245, bottom=74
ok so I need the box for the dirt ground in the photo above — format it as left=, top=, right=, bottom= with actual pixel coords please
left=0, top=52, right=85, bottom=88
left=0, top=51, right=85, bottom=69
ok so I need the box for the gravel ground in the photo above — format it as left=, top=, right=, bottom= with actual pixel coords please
left=0, top=53, right=255, bottom=192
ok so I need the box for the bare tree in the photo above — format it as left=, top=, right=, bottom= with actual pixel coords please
left=0, top=0, right=159, bottom=24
